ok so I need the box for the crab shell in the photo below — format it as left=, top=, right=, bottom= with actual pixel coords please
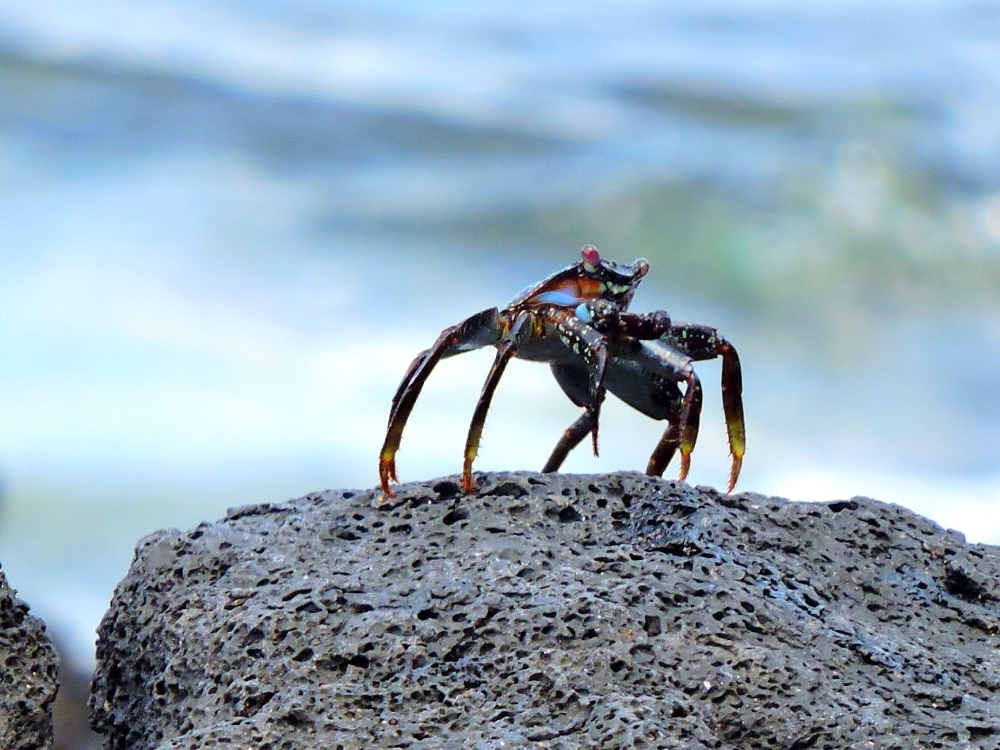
left=507, top=246, right=650, bottom=312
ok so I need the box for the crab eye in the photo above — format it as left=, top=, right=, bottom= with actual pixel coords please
left=581, top=245, right=601, bottom=271
left=633, top=258, right=649, bottom=278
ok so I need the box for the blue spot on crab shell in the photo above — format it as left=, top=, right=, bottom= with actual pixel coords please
left=533, top=290, right=581, bottom=306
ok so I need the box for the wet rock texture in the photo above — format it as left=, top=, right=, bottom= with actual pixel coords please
left=91, top=473, right=1000, bottom=749
left=0, top=566, right=59, bottom=750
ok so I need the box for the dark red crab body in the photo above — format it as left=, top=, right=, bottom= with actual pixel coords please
left=379, top=246, right=745, bottom=497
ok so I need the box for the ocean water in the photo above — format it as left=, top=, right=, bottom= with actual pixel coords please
left=0, top=0, right=999, bottom=668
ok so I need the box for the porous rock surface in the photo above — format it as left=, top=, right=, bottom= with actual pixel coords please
left=0, top=566, right=59, bottom=750
left=91, top=472, right=1000, bottom=749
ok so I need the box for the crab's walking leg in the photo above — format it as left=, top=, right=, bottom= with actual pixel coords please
left=540, top=383, right=595, bottom=473
left=719, top=342, right=745, bottom=492
left=662, top=323, right=745, bottom=492
left=541, top=412, right=593, bottom=473
left=613, top=310, right=673, bottom=340
left=388, top=352, right=426, bottom=427
left=380, top=307, right=504, bottom=497
left=460, top=312, right=534, bottom=493
left=647, top=371, right=702, bottom=481
left=546, top=308, right=609, bottom=455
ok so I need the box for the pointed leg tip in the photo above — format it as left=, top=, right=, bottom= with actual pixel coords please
left=726, top=457, right=743, bottom=495
left=379, top=455, right=400, bottom=496
left=379, top=477, right=396, bottom=499
left=587, top=407, right=601, bottom=457
left=380, top=455, right=398, bottom=480
left=678, top=453, right=691, bottom=482
left=461, top=461, right=476, bottom=494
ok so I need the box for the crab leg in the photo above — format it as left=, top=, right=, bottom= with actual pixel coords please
left=546, top=308, right=610, bottom=455
left=719, top=342, right=745, bottom=492
left=543, top=341, right=703, bottom=480
left=387, top=308, right=502, bottom=427
left=461, top=311, right=534, bottom=493
left=541, top=361, right=611, bottom=472
left=612, top=310, right=673, bottom=340
left=541, top=410, right=593, bottom=473
left=661, top=323, right=745, bottom=492
left=379, top=307, right=504, bottom=497
left=388, top=351, right=426, bottom=425
left=647, top=370, right=702, bottom=481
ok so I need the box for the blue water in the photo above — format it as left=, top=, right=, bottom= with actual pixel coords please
left=1, top=0, right=999, bottom=667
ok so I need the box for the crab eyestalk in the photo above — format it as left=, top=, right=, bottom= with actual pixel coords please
left=581, top=244, right=601, bottom=271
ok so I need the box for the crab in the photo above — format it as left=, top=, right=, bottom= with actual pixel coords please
left=379, top=246, right=745, bottom=498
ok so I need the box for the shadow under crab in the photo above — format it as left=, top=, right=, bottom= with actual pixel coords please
left=379, top=245, right=745, bottom=497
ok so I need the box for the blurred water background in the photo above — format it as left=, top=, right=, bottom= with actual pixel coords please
left=1, top=0, right=999, bottom=694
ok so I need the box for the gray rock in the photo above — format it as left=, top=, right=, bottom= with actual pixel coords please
left=1, top=566, right=59, bottom=750
left=91, top=473, right=1000, bottom=749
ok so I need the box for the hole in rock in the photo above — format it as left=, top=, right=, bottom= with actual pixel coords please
left=443, top=508, right=469, bottom=526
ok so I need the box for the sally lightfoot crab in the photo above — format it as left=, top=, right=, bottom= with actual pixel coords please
left=379, top=246, right=745, bottom=497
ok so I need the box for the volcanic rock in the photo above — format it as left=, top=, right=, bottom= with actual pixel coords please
left=0, top=566, right=59, bottom=750
left=90, top=473, right=1000, bottom=749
